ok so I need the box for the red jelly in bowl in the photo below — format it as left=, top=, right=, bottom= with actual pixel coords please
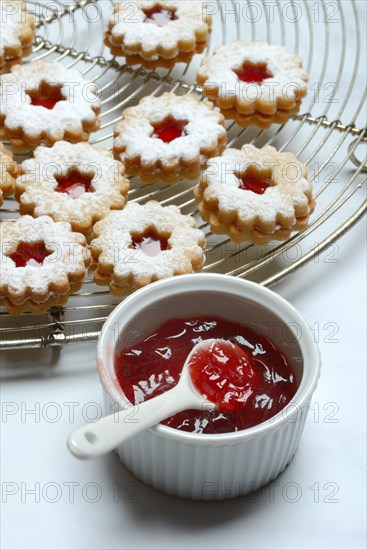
left=114, top=316, right=297, bottom=434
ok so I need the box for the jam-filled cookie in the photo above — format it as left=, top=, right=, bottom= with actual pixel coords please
left=0, top=0, right=35, bottom=74
left=0, top=140, right=19, bottom=205
left=91, top=201, right=206, bottom=294
left=0, top=60, right=101, bottom=149
left=194, top=144, right=315, bottom=244
left=0, top=215, right=92, bottom=314
left=197, top=41, right=308, bottom=128
left=113, top=92, right=227, bottom=183
left=105, top=1, right=212, bottom=69
left=15, top=141, right=129, bottom=235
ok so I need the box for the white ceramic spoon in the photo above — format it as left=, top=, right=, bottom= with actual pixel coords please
left=67, top=339, right=219, bottom=459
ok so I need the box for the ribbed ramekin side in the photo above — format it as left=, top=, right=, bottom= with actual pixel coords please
left=109, top=396, right=312, bottom=501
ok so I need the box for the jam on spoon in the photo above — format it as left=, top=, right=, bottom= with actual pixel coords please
left=68, top=339, right=217, bottom=459
left=188, top=339, right=260, bottom=413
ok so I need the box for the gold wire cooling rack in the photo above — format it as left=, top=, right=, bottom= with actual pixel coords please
left=0, top=0, right=366, bottom=350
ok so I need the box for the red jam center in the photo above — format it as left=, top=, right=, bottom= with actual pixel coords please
left=55, top=169, right=93, bottom=199
left=153, top=118, right=188, bottom=143
left=8, top=241, right=50, bottom=268
left=189, top=340, right=260, bottom=413
left=115, top=316, right=298, bottom=434
left=143, top=6, right=177, bottom=26
left=131, top=231, right=169, bottom=257
left=31, top=98, right=60, bottom=109
left=234, top=63, right=272, bottom=84
left=238, top=172, right=272, bottom=195
left=28, top=85, right=64, bottom=110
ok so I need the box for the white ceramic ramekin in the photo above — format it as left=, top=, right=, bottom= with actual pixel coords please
left=97, top=274, right=321, bottom=501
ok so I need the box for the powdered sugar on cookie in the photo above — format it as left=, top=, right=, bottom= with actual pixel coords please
left=197, top=41, right=308, bottom=114
left=0, top=0, right=35, bottom=71
left=195, top=144, right=315, bottom=241
left=16, top=141, right=129, bottom=234
left=0, top=60, right=101, bottom=147
left=0, top=215, right=91, bottom=306
left=114, top=92, right=226, bottom=180
left=106, top=0, right=211, bottom=61
left=91, top=201, right=206, bottom=292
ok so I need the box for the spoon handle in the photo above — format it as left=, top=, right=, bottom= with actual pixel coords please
left=67, top=388, right=192, bottom=459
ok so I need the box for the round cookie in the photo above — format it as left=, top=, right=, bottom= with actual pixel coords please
left=194, top=144, right=315, bottom=244
left=91, top=201, right=206, bottom=294
left=105, top=0, right=212, bottom=69
left=114, top=92, right=227, bottom=183
left=0, top=60, right=101, bottom=149
left=0, top=0, right=35, bottom=73
left=16, top=141, right=129, bottom=235
left=0, top=215, right=92, bottom=314
left=197, top=40, right=308, bottom=127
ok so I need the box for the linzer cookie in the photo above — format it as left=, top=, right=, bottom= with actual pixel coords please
left=0, top=215, right=92, bottom=314
left=0, top=0, right=35, bottom=73
left=194, top=144, right=315, bottom=244
left=91, top=201, right=206, bottom=294
left=0, top=140, right=19, bottom=205
left=0, top=60, right=101, bottom=149
left=113, top=92, right=227, bottom=183
left=15, top=141, right=129, bottom=235
left=105, top=1, right=212, bottom=69
left=197, top=41, right=308, bottom=128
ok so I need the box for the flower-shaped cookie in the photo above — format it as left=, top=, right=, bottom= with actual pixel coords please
left=0, top=140, right=19, bottom=204
left=15, top=141, right=129, bottom=235
left=0, top=215, right=92, bottom=314
left=0, top=60, right=101, bottom=149
left=105, top=1, right=212, bottom=69
left=197, top=41, right=308, bottom=128
left=114, top=92, right=227, bottom=183
left=0, top=0, right=35, bottom=73
left=91, top=201, right=206, bottom=294
left=194, top=144, right=315, bottom=244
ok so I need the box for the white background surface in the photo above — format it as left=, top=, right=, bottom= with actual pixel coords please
left=1, top=1, right=366, bottom=549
